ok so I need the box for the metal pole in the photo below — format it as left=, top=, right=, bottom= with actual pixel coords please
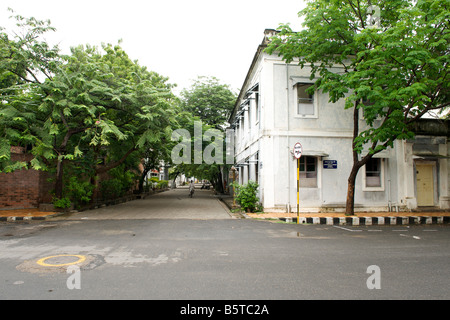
left=297, top=158, right=300, bottom=224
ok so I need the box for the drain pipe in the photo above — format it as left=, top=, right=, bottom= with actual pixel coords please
left=286, top=64, right=291, bottom=213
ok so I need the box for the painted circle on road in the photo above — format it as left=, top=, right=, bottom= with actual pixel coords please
left=36, top=254, right=86, bottom=267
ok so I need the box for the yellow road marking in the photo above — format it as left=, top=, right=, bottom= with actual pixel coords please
left=36, top=254, right=86, bottom=267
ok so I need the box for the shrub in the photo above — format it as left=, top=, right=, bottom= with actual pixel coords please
left=100, top=178, right=124, bottom=200
left=157, top=180, right=168, bottom=189
left=148, top=177, right=168, bottom=189
left=100, top=167, right=139, bottom=200
left=231, top=181, right=261, bottom=213
left=65, top=176, right=94, bottom=209
left=150, top=177, right=160, bottom=183
left=52, top=197, right=71, bottom=209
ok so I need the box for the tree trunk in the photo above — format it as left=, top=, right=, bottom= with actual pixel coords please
left=138, top=168, right=150, bottom=193
left=90, top=175, right=100, bottom=204
left=215, top=171, right=224, bottom=194
left=90, top=147, right=100, bottom=203
left=55, top=158, right=64, bottom=199
left=95, top=146, right=136, bottom=175
left=345, top=166, right=359, bottom=216
left=172, top=172, right=179, bottom=189
left=345, top=102, right=360, bottom=216
left=90, top=146, right=136, bottom=202
left=53, top=127, right=84, bottom=199
left=54, top=131, right=72, bottom=199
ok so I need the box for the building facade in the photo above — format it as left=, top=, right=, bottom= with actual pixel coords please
left=229, top=29, right=450, bottom=213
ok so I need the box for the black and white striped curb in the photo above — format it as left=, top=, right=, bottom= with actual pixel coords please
left=277, top=216, right=450, bottom=225
left=0, top=212, right=65, bottom=222
left=0, top=216, right=49, bottom=222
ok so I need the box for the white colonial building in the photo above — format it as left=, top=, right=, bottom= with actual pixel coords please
left=229, top=29, right=450, bottom=213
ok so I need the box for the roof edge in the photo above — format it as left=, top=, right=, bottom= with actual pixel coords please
left=228, top=29, right=279, bottom=124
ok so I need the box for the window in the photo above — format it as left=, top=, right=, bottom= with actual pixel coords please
left=247, top=103, right=251, bottom=129
left=245, top=157, right=250, bottom=183
left=365, top=158, right=381, bottom=187
left=255, top=91, right=260, bottom=123
left=299, top=156, right=317, bottom=188
left=363, top=158, right=385, bottom=191
left=246, top=83, right=259, bottom=125
left=297, top=84, right=315, bottom=116
left=234, top=122, right=239, bottom=148
left=240, top=114, right=244, bottom=139
left=254, top=153, right=259, bottom=184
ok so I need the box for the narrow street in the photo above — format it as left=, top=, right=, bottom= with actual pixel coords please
left=58, top=187, right=232, bottom=220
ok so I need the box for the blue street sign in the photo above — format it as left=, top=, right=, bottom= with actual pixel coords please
left=323, top=160, right=337, bottom=169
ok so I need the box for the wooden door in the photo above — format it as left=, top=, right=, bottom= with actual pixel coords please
left=416, top=164, right=434, bottom=206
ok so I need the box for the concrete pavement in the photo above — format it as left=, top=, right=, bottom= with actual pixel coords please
left=0, top=187, right=233, bottom=221
left=62, top=187, right=233, bottom=220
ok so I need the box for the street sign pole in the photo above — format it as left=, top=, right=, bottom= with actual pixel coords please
left=293, top=142, right=302, bottom=224
left=297, top=157, right=300, bottom=224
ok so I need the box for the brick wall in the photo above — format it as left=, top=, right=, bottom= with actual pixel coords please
left=0, top=149, right=53, bottom=209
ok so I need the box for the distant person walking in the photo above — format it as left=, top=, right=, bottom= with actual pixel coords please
left=189, top=180, right=195, bottom=198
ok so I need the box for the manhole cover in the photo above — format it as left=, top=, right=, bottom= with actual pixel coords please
left=16, top=254, right=104, bottom=274
left=37, top=254, right=86, bottom=267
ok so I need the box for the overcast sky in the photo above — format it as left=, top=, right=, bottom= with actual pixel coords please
left=0, top=0, right=305, bottom=95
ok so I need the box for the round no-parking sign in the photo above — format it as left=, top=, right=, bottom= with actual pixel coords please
left=293, top=142, right=302, bottom=159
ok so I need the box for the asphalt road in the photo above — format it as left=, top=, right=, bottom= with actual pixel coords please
left=1, top=188, right=449, bottom=303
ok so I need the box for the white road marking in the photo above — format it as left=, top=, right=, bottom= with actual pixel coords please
left=400, top=234, right=421, bottom=240
left=333, top=226, right=362, bottom=232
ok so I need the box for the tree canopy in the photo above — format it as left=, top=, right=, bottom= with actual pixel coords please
left=172, top=76, right=237, bottom=193
left=180, top=76, right=237, bottom=129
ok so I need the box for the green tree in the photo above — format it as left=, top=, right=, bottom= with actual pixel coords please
left=1, top=11, right=180, bottom=202
left=137, top=138, right=172, bottom=193
left=267, top=0, right=450, bottom=215
left=169, top=114, right=229, bottom=193
left=0, top=10, right=61, bottom=172
left=172, top=76, right=237, bottom=193
left=38, top=43, right=178, bottom=198
left=180, top=76, right=237, bottom=128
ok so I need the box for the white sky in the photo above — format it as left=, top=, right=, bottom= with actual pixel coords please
left=0, top=0, right=305, bottom=95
